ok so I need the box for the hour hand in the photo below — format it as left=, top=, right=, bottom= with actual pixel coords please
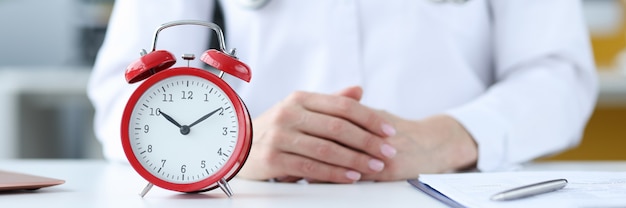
left=158, top=110, right=182, bottom=128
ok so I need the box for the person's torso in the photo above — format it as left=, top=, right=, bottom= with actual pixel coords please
left=221, top=0, right=493, bottom=119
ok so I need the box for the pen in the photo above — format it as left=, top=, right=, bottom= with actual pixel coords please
left=490, top=179, right=568, bottom=201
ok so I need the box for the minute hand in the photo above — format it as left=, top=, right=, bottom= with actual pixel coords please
left=188, top=107, right=223, bottom=128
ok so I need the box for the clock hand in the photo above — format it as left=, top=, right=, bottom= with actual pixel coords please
left=159, top=110, right=192, bottom=135
left=158, top=110, right=183, bottom=128
left=188, top=107, right=223, bottom=128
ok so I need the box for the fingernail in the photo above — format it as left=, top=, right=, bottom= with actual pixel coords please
left=382, top=123, right=396, bottom=137
left=368, top=159, right=385, bottom=172
left=381, top=144, right=397, bottom=158
left=345, top=170, right=361, bottom=181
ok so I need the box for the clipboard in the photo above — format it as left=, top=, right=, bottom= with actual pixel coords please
left=407, top=179, right=465, bottom=208
left=0, top=170, right=65, bottom=191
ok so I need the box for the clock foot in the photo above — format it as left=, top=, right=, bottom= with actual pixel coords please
left=217, top=178, right=233, bottom=198
left=139, top=182, right=154, bottom=197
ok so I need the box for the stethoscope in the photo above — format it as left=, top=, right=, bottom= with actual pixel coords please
left=235, top=0, right=269, bottom=9
left=235, top=0, right=469, bottom=10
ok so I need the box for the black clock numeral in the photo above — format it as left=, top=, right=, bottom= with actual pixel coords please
left=204, top=93, right=209, bottom=102
left=181, top=91, right=193, bottom=100
left=161, top=159, right=166, bottom=167
left=200, top=160, right=206, bottom=168
left=217, top=148, right=229, bottom=157
left=222, top=127, right=228, bottom=135
left=147, top=145, right=153, bottom=153
left=162, top=94, right=173, bottom=102
left=144, top=125, right=150, bottom=133
left=149, top=108, right=161, bottom=116
left=181, top=165, right=187, bottom=173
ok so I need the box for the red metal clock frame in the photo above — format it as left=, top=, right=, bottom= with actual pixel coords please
left=120, top=66, right=252, bottom=193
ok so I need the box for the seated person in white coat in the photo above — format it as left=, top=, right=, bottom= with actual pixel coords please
left=88, top=0, right=598, bottom=183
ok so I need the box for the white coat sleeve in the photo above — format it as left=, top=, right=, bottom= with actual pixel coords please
left=87, top=0, right=214, bottom=163
left=446, top=0, right=598, bottom=171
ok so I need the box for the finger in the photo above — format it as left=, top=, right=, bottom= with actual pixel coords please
left=296, top=110, right=397, bottom=160
left=334, top=85, right=363, bottom=101
left=277, top=152, right=361, bottom=184
left=291, top=90, right=396, bottom=138
left=279, top=133, right=386, bottom=174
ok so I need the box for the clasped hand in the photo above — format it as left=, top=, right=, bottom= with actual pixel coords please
left=237, top=86, right=478, bottom=183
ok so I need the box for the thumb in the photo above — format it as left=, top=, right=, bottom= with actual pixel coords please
left=334, top=86, right=363, bottom=101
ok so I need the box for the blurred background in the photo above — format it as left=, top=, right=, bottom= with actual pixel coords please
left=0, top=0, right=624, bottom=161
left=0, top=0, right=111, bottom=159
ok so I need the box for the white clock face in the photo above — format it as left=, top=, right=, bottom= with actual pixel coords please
left=128, top=75, right=239, bottom=184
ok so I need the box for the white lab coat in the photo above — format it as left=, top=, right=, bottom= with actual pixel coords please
left=88, top=0, right=597, bottom=171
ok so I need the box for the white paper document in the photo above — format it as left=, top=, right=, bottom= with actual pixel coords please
left=417, top=171, right=626, bottom=208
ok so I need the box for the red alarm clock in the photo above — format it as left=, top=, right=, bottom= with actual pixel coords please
left=120, top=20, right=252, bottom=197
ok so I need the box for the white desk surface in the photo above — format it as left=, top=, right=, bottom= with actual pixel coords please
left=1, top=160, right=626, bottom=208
